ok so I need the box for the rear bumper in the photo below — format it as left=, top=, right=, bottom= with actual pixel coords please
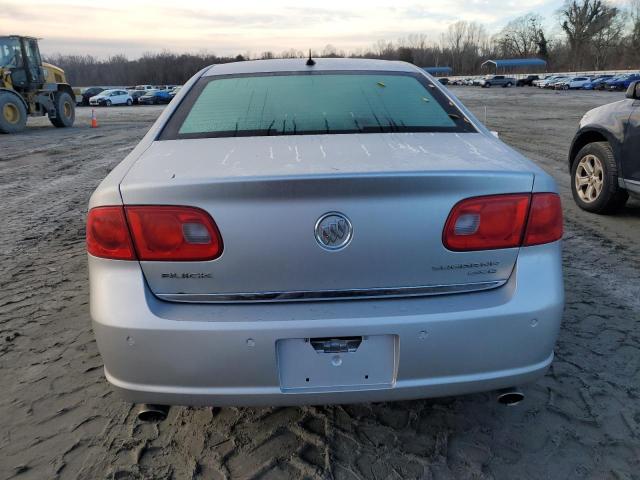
left=90, top=242, right=564, bottom=406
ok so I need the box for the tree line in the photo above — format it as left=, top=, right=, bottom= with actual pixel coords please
left=45, top=0, right=640, bottom=86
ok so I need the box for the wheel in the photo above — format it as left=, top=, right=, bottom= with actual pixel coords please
left=505, top=82, right=512, bottom=87
left=571, top=142, right=628, bottom=214
left=484, top=82, right=491, bottom=88
left=126, top=99, right=133, bottom=106
left=563, top=85, right=569, bottom=90
left=49, top=91, right=75, bottom=128
left=105, top=100, right=112, bottom=107
left=0, top=92, right=27, bottom=134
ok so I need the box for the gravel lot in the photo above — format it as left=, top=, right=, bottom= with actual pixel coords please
left=1, top=89, right=639, bottom=480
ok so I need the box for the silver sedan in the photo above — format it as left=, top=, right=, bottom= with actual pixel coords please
left=87, top=58, right=564, bottom=407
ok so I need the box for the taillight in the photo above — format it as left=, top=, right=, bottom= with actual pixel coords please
left=523, top=193, right=563, bottom=246
left=87, top=206, right=136, bottom=260
left=443, top=193, right=562, bottom=251
left=125, top=206, right=223, bottom=261
left=87, top=205, right=223, bottom=261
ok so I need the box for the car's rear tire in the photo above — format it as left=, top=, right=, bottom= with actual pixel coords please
left=484, top=83, right=491, bottom=88
left=49, top=91, right=75, bottom=128
left=0, top=92, right=27, bottom=134
left=505, top=82, right=512, bottom=87
left=105, top=100, right=112, bottom=107
left=571, top=142, right=628, bottom=214
left=126, top=99, right=133, bottom=106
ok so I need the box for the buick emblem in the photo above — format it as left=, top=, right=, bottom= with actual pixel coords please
left=315, top=212, right=353, bottom=250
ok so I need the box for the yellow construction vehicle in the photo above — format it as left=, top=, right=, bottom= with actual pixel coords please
left=0, top=35, right=75, bottom=134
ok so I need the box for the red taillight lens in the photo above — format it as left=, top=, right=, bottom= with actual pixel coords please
left=125, top=206, right=223, bottom=261
left=444, top=194, right=531, bottom=251
left=523, top=193, right=563, bottom=246
left=443, top=193, right=562, bottom=251
left=86, top=206, right=136, bottom=260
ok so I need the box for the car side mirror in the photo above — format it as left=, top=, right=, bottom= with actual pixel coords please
left=626, top=80, right=640, bottom=100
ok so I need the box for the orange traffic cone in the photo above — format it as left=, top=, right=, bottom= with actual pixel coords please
left=91, top=109, right=98, bottom=128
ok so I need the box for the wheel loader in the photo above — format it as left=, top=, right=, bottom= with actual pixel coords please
left=0, top=35, right=75, bottom=134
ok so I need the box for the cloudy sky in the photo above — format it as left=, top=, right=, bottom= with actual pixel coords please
left=3, top=0, right=567, bottom=58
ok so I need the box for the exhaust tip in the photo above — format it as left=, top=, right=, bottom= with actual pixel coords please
left=137, top=404, right=170, bottom=422
left=496, top=389, right=524, bottom=406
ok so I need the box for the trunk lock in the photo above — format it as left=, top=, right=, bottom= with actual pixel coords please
left=309, top=336, right=362, bottom=353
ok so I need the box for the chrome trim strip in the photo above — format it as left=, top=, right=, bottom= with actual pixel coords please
left=155, top=280, right=506, bottom=304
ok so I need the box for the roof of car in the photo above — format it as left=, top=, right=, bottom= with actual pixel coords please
left=203, top=58, right=419, bottom=77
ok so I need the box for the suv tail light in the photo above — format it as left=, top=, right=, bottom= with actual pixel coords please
left=87, top=205, right=223, bottom=261
left=443, top=193, right=562, bottom=251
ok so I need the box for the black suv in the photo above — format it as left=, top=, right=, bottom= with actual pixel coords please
left=517, top=75, right=540, bottom=87
left=79, top=87, right=105, bottom=106
left=569, top=81, right=640, bottom=213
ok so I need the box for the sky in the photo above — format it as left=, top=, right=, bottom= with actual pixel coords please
left=2, top=0, right=577, bottom=58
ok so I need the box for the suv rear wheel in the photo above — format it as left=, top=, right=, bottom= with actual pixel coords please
left=571, top=141, right=628, bottom=214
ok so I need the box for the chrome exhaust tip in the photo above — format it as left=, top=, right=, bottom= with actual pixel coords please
left=496, top=388, right=524, bottom=406
left=137, top=404, right=170, bottom=422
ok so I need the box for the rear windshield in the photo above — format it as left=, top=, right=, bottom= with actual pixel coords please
left=160, top=71, right=475, bottom=139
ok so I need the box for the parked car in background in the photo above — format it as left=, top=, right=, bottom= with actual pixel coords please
left=89, top=89, right=133, bottom=107
left=129, top=89, right=148, bottom=104
left=569, top=80, right=640, bottom=213
left=135, top=85, right=155, bottom=91
left=79, top=87, right=105, bottom=106
left=607, top=73, right=640, bottom=91
left=516, top=75, right=540, bottom=87
left=555, top=76, right=592, bottom=90
left=544, top=76, right=570, bottom=89
left=533, top=75, right=555, bottom=87
left=480, top=75, right=516, bottom=88
left=169, top=86, right=182, bottom=98
left=87, top=58, right=564, bottom=409
left=438, top=78, right=449, bottom=85
left=582, top=75, right=614, bottom=90
left=600, top=75, right=627, bottom=90
left=138, top=89, right=173, bottom=105
left=536, top=76, right=565, bottom=88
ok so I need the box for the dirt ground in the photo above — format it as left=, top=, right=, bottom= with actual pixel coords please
left=1, top=89, right=639, bottom=480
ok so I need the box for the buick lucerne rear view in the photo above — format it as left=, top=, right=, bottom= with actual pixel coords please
left=88, top=58, right=564, bottom=407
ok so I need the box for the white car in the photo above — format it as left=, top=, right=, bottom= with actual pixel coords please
left=556, top=76, right=592, bottom=90
left=89, top=89, right=133, bottom=107
left=135, top=85, right=155, bottom=91
left=537, top=76, right=566, bottom=88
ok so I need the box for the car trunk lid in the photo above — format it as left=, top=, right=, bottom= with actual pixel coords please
left=120, top=132, right=535, bottom=302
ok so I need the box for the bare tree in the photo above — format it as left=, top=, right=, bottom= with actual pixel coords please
left=321, top=44, right=343, bottom=57
left=374, top=40, right=395, bottom=59
left=591, top=12, right=626, bottom=69
left=443, top=21, right=467, bottom=72
left=495, top=14, right=547, bottom=58
left=630, top=0, right=640, bottom=57
left=560, top=0, right=619, bottom=69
